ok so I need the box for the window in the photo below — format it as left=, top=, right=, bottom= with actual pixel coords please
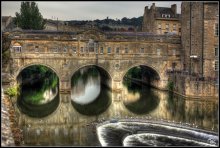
left=157, top=49, right=161, bottom=55
left=100, top=47, right=103, bottom=54
left=95, top=47, right=98, bottom=54
left=140, top=48, right=144, bottom=53
left=108, top=47, right=111, bottom=54
left=35, top=46, right=39, bottom=52
left=215, top=47, right=218, bottom=57
left=63, top=47, right=67, bottom=53
left=215, top=23, right=218, bottom=36
left=116, top=47, right=120, bottom=54
left=94, top=42, right=98, bottom=54
left=173, top=24, right=176, bottom=31
left=53, top=48, right=58, bottom=53
left=72, top=47, right=77, bottom=53
left=158, top=24, right=161, bottom=29
left=80, top=47, right=84, bottom=53
left=13, top=46, right=22, bottom=53
left=172, top=49, right=176, bottom=56
left=215, top=60, right=218, bottom=71
left=88, top=40, right=94, bottom=52
left=166, top=24, right=169, bottom=31
left=125, top=48, right=129, bottom=53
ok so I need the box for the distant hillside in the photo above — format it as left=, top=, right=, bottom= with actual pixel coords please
left=66, top=16, right=143, bottom=31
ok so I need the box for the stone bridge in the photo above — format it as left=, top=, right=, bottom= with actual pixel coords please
left=7, top=29, right=181, bottom=97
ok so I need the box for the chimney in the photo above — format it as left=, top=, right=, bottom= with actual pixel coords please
left=171, top=4, right=177, bottom=15
left=145, top=6, right=148, bottom=12
left=151, top=3, right=156, bottom=10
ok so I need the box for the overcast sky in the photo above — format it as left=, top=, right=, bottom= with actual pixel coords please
left=2, top=1, right=182, bottom=21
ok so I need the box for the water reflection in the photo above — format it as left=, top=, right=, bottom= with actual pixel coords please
left=122, top=79, right=160, bottom=114
left=17, top=65, right=59, bottom=118
left=71, top=66, right=111, bottom=115
left=71, top=67, right=101, bottom=105
left=15, top=69, right=218, bottom=146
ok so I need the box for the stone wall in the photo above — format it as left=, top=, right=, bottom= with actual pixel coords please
left=168, top=72, right=218, bottom=98
left=181, top=2, right=218, bottom=78
left=1, top=88, right=15, bottom=146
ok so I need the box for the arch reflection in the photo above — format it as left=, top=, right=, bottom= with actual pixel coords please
left=17, top=65, right=60, bottom=118
left=71, top=66, right=111, bottom=115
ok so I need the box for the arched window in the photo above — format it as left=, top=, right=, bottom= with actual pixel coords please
left=12, top=43, right=22, bottom=53
left=88, top=39, right=95, bottom=52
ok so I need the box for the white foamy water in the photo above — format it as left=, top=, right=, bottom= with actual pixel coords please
left=96, top=120, right=218, bottom=146
left=123, top=133, right=216, bottom=146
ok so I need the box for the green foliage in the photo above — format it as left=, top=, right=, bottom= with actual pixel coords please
left=5, top=85, right=20, bottom=98
left=167, top=81, right=174, bottom=91
left=125, top=67, right=142, bottom=79
left=20, top=65, right=59, bottom=104
left=51, top=76, right=58, bottom=89
left=14, top=2, right=45, bottom=30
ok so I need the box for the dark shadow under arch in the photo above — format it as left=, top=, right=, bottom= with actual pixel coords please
left=16, top=64, right=60, bottom=118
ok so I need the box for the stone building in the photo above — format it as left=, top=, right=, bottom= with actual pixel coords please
left=2, top=16, right=14, bottom=31
left=181, top=2, right=219, bottom=79
left=44, top=20, right=81, bottom=32
left=142, top=3, right=181, bottom=35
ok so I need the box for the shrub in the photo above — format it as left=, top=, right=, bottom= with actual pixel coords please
left=5, top=85, right=20, bottom=98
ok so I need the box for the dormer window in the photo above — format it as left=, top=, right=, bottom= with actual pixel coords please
left=12, top=43, right=22, bottom=53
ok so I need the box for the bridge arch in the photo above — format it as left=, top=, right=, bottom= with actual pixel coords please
left=15, top=63, right=61, bottom=82
left=121, top=63, right=162, bottom=81
left=15, top=63, right=61, bottom=118
left=70, top=64, right=113, bottom=83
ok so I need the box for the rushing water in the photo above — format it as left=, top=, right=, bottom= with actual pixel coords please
left=15, top=66, right=218, bottom=146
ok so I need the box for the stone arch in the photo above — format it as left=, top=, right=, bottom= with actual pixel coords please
left=70, top=64, right=113, bottom=82
left=121, top=63, right=162, bottom=80
left=15, top=62, right=61, bottom=83
left=14, top=63, right=62, bottom=118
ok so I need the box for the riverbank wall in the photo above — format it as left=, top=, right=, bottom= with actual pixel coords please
left=168, top=73, right=218, bottom=99
left=1, top=87, right=24, bottom=146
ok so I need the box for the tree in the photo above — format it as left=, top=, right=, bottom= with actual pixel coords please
left=14, top=2, right=45, bottom=30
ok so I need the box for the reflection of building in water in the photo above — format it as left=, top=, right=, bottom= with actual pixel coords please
left=73, top=79, right=86, bottom=97
left=122, top=85, right=140, bottom=104
left=41, top=87, right=58, bottom=104
left=184, top=100, right=217, bottom=130
left=71, top=72, right=101, bottom=105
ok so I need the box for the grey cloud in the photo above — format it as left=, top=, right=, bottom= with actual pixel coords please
left=2, top=1, right=181, bottom=21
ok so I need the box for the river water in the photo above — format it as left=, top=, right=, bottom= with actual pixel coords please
left=16, top=66, right=218, bottom=146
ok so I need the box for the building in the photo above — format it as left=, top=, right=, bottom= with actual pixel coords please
left=2, top=16, right=13, bottom=31
left=44, top=19, right=81, bottom=32
left=142, top=3, right=181, bottom=35
left=181, top=2, right=219, bottom=79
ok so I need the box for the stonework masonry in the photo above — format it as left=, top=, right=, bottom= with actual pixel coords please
left=181, top=2, right=219, bottom=79
left=142, top=3, right=181, bottom=36
left=7, top=30, right=181, bottom=95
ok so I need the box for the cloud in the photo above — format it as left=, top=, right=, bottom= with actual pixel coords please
left=1, top=1, right=181, bottom=21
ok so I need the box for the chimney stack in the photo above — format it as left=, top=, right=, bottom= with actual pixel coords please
left=171, top=4, right=177, bottom=15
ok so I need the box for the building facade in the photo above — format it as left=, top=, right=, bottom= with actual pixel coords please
left=142, top=3, right=181, bottom=35
left=181, top=2, right=219, bottom=79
